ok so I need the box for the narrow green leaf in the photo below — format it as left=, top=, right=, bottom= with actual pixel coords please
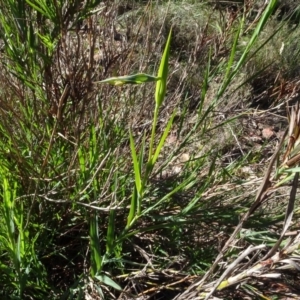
left=218, top=0, right=277, bottom=97
left=127, top=131, right=142, bottom=227
left=96, top=73, right=159, bottom=85
left=230, top=0, right=278, bottom=78
left=284, top=167, right=300, bottom=173
left=78, top=148, right=86, bottom=174
left=95, top=274, right=122, bottom=291
left=25, top=0, right=56, bottom=21
left=155, top=29, right=172, bottom=107
left=127, top=186, right=138, bottom=228
left=90, top=213, right=102, bottom=276
left=129, top=131, right=141, bottom=194
left=151, top=110, right=176, bottom=166
left=137, top=136, right=145, bottom=215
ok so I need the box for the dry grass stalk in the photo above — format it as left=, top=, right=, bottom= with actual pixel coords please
left=198, top=233, right=300, bottom=299
left=177, top=104, right=300, bottom=299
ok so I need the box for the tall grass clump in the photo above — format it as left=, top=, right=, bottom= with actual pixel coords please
left=0, top=0, right=300, bottom=299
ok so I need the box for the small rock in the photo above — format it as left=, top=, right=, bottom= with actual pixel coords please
left=180, top=153, right=190, bottom=163
left=262, top=127, right=275, bottom=139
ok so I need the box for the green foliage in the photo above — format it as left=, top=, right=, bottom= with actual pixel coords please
left=97, top=73, right=160, bottom=85
left=0, top=0, right=299, bottom=299
left=0, top=170, right=49, bottom=297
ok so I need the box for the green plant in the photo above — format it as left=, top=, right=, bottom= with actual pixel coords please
left=1, top=0, right=300, bottom=299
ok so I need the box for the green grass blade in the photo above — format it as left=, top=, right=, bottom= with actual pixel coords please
left=25, top=0, right=56, bottom=20
left=148, top=29, right=172, bottom=162
left=127, top=131, right=142, bottom=227
left=150, top=109, right=176, bottom=167
left=127, top=187, right=138, bottom=228
left=129, top=131, right=142, bottom=195
left=90, top=213, right=102, bottom=276
left=137, top=135, right=145, bottom=215
left=231, top=0, right=278, bottom=75
left=96, top=73, right=160, bottom=85
left=95, top=274, right=122, bottom=291
left=155, top=29, right=172, bottom=108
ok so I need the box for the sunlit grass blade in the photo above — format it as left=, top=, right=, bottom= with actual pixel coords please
left=25, top=0, right=56, bottom=21
left=155, top=29, right=172, bottom=107
left=149, top=109, right=176, bottom=167
left=231, top=0, right=278, bottom=76
left=149, top=29, right=172, bottom=162
left=127, top=131, right=142, bottom=227
left=137, top=135, right=145, bottom=215
left=127, top=187, right=138, bottom=228
left=96, top=73, right=160, bottom=85
left=129, top=131, right=142, bottom=196
left=218, top=0, right=278, bottom=98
